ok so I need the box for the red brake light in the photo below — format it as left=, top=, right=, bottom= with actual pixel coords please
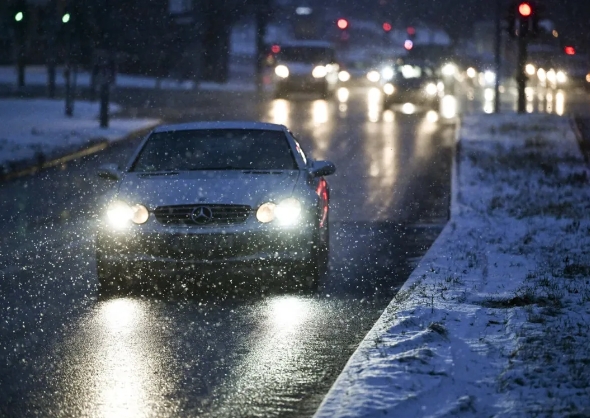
left=565, top=46, right=576, bottom=55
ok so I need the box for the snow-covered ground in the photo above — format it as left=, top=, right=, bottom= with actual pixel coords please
left=0, top=99, right=159, bottom=171
left=0, top=65, right=256, bottom=92
left=316, top=113, right=590, bottom=417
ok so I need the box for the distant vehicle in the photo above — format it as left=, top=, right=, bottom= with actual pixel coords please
left=525, top=49, right=587, bottom=89
left=271, top=41, right=339, bottom=97
left=381, top=60, right=444, bottom=109
left=95, top=121, right=335, bottom=295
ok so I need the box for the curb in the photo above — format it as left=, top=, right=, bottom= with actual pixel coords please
left=0, top=123, right=158, bottom=183
left=313, top=117, right=462, bottom=417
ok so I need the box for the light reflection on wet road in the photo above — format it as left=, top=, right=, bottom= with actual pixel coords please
left=0, top=86, right=454, bottom=417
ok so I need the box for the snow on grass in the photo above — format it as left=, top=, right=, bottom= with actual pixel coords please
left=315, top=113, right=590, bottom=417
left=0, top=66, right=256, bottom=92
left=0, top=99, right=159, bottom=170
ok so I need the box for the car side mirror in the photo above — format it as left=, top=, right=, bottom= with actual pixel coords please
left=310, top=160, right=336, bottom=177
left=97, top=163, right=122, bottom=181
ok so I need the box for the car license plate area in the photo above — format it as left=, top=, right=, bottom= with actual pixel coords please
left=169, top=234, right=235, bottom=256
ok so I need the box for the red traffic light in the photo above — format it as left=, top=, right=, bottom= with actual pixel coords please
left=271, top=44, right=281, bottom=54
left=518, top=2, right=532, bottom=17
left=337, top=18, right=349, bottom=30
left=565, top=46, right=576, bottom=55
left=382, top=22, right=392, bottom=32
left=407, top=26, right=416, bottom=36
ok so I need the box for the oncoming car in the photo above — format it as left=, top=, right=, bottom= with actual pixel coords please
left=381, top=61, right=444, bottom=110
left=95, top=122, right=335, bottom=294
left=271, top=41, right=339, bottom=97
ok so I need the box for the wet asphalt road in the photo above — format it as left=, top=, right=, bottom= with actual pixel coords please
left=0, top=84, right=458, bottom=417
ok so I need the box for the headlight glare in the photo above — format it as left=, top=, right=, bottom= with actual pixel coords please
left=106, top=200, right=133, bottom=229
left=425, top=83, right=438, bottom=96
left=274, top=198, right=302, bottom=226
left=312, top=65, right=327, bottom=78
left=383, top=83, right=395, bottom=95
left=338, top=70, right=351, bottom=82
left=381, top=66, right=394, bottom=81
left=106, top=201, right=149, bottom=228
left=275, top=65, right=289, bottom=78
left=366, top=70, right=381, bottom=83
left=256, top=202, right=276, bottom=223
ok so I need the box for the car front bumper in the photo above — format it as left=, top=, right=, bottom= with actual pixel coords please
left=96, top=223, right=315, bottom=272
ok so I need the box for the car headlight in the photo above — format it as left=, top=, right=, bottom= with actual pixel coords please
left=442, top=63, right=457, bottom=76
left=106, top=200, right=149, bottom=228
left=526, top=64, right=536, bottom=76
left=366, top=70, right=380, bottom=83
left=256, top=198, right=302, bottom=226
left=484, top=70, right=496, bottom=84
left=383, top=83, right=395, bottom=95
left=381, top=66, right=394, bottom=81
left=338, top=70, right=351, bottom=82
left=275, top=198, right=302, bottom=226
left=556, top=71, right=567, bottom=84
left=466, top=67, right=477, bottom=78
left=312, top=65, right=327, bottom=78
left=425, top=83, right=438, bottom=96
left=275, top=65, right=289, bottom=78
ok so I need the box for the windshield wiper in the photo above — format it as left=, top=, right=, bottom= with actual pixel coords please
left=138, top=171, right=179, bottom=177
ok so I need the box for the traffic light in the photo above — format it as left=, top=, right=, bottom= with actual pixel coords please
left=337, top=18, right=349, bottom=30
left=62, top=12, right=71, bottom=24
left=382, top=22, right=392, bottom=32
left=407, top=26, right=416, bottom=40
left=508, top=1, right=539, bottom=39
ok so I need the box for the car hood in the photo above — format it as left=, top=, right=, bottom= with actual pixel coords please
left=281, top=62, right=317, bottom=75
left=116, top=171, right=301, bottom=208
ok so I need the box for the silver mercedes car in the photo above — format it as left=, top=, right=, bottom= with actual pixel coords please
left=95, top=121, right=335, bottom=295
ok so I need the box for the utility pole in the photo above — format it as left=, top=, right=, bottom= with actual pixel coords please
left=254, top=0, right=272, bottom=92
left=63, top=4, right=74, bottom=116
left=494, top=0, right=502, bottom=113
left=46, top=0, right=58, bottom=98
left=507, top=1, right=538, bottom=114
left=516, top=35, right=527, bottom=113
left=99, top=0, right=112, bottom=128
left=13, top=0, right=27, bottom=88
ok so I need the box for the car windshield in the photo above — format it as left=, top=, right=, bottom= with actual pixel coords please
left=131, top=129, right=298, bottom=172
left=278, top=46, right=334, bottom=63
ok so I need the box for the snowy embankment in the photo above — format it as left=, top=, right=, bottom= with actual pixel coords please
left=316, top=113, right=590, bottom=417
left=0, top=99, right=158, bottom=172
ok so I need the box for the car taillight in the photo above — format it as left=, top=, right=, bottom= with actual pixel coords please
left=316, top=178, right=329, bottom=227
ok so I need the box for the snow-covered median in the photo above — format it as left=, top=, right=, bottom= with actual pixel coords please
left=316, top=113, right=590, bottom=417
left=0, top=99, right=159, bottom=172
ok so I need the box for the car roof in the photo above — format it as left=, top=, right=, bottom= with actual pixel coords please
left=280, top=40, right=334, bottom=49
left=153, top=121, right=287, bottom=133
